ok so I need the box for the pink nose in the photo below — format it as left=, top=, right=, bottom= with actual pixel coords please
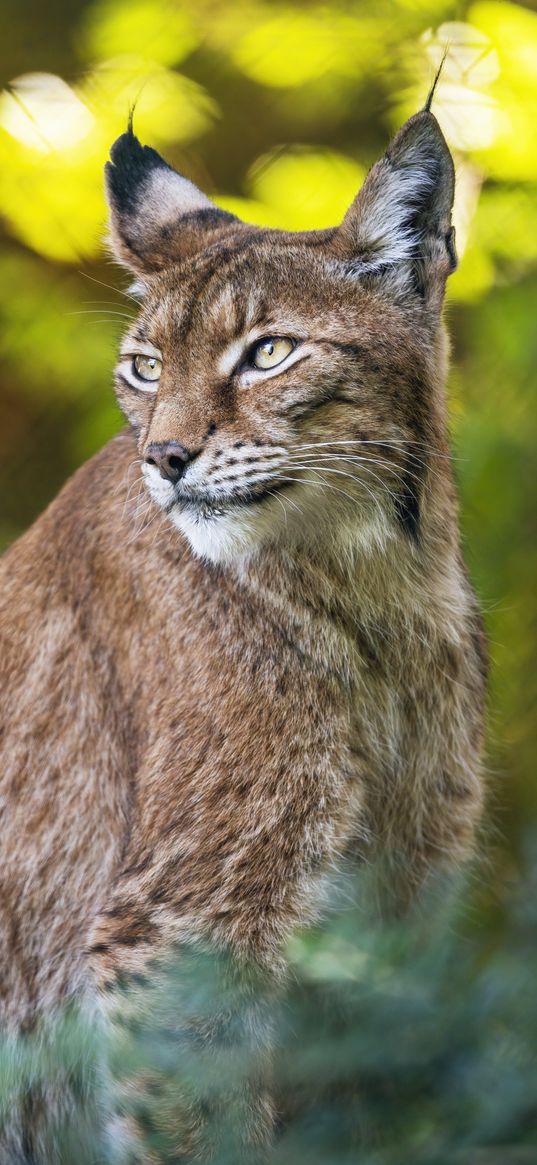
left=144, top=441, right=193, bottom=484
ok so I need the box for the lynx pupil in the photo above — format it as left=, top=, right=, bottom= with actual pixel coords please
left=134, top=354, right=161, bottom=382
left=251, top=337, right=294, bottom=370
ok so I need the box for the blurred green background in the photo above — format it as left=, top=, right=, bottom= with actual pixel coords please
left=1, top=0, right=535, bottom=863
left=0, top=1, right=536, bottom=1159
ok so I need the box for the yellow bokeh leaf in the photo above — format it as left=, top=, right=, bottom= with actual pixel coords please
left=231, top=8, right=382, bottom=89
left=470, top=0, right=537, bottom=84
left=80, top=58, right=217, bottom=145
left=448, top=238, right=495, bottom=303
left=475, top=185, right=537, bottom=262
left=0, top=74, right=94, bottom=154
left=81, top=0, right=199, bottom=68
left=422, top=22, right=500, bottom=87
left=0, top=63, right=216, bottom=263
left=468, top=0, right=537, bottom=180
left=213, top=195, right=281, bottom=229
left=248, top=148, right=364, bottom=230
left=398, top=23, right=504, bottom=154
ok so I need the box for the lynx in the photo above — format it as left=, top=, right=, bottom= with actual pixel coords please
left=0, top=106, right=487, bottom=1161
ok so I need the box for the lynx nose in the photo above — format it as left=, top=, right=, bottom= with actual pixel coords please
left=144, top=441, right=194, bottom=484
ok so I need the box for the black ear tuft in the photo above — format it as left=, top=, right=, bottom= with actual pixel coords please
left=105, top=130, right=172, bottom=215
left=423, top=46, right=449, bottom=113
left=104, top=130, right=243, bottom=274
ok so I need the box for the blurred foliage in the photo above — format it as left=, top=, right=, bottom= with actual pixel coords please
left=4, top=854, right=537, bottom=1163
left=0, top=0, right=536, bottom=1159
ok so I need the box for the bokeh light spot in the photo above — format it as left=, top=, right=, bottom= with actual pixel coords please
left=0, top=74, right=94, bottom=154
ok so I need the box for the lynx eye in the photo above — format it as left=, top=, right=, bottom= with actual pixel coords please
left=133, top=354, right=162, bottom=384
left=250, top=337, right=294, bottom=371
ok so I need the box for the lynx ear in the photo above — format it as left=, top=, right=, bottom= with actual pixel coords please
left=105, top=130, right=239, bottom=274
left=333, top=111, right=457, bottom=299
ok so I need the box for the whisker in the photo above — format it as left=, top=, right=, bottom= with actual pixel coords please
left=282, top=462, right=404, bottom=509
left=271, top=488, right=303, bottom=518
left=287, top=443, right=451, bottom=486
left=67, top=309, right=135, bottom=320
left=290, top=438, right=462, bottom=465
left=276, top=471, right=387, bottom=525
left=80, top=299, right=136, bottom=307
left=111, top=457, right=144, bottom=499
left=267, top=489, right=289, bottom=527
left=125, top=493, right=153, bottom=524
left=285, top=454, right=423, bottom=493
left=125, top=500, right=164, bottom=545
left=109, top=481, right=144, bottom=515
left=121, top=480, right=146, bottom=520
left=78, top=270, right=139, bottom=303
left=289, top=455, right=438, bottom=496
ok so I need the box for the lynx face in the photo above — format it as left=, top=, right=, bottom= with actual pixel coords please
left=106, top=116, right=457, bottom=563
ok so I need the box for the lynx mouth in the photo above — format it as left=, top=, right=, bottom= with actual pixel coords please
left=172, top=480, right=294, bottom=519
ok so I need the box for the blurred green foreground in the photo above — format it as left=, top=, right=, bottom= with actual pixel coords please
left=0, top=0, right=536, bottom=1160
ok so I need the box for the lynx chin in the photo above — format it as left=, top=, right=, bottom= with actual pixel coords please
left=0, top=105, right=487, bottom=1162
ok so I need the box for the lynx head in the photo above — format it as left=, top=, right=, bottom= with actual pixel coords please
left=105, top=111, right=457, bottom=565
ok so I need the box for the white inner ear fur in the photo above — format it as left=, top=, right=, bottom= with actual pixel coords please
left=357, top=165, right=434, bottom=266
left=142, top=168, right=214, bottom=224
left=344, top=138, right=439, bottom=271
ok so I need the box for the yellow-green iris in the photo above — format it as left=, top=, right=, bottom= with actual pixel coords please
left=251, top=337, right=294, bottom=370
left=133, top=354, right=162, bottom=382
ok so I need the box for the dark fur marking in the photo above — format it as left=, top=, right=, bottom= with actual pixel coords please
left=446, top=226, right=458, bottom=272
left=323, top=340, right=369, bottom=360
left=103, top=904, right=133, bottom=921
left=176, top=244, right=254, bottom=343
left=148, top=885, right=171, bottom=905
left=179, top=206, right=240, bottom=230
left=354, top=627, right=383, bottom=671
left=112, top=933, right=145, bottom=947
left=120, top=855, right=153, bottom=879
left=21, top=1087, right=39, bottom=1162
left=106, top=131, right=174, bottom=214
left=469, top=614, right=490, bottom=684
left=394, top=477, right=421, bottom=542
left=243, top=467, right=266, bottom=478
